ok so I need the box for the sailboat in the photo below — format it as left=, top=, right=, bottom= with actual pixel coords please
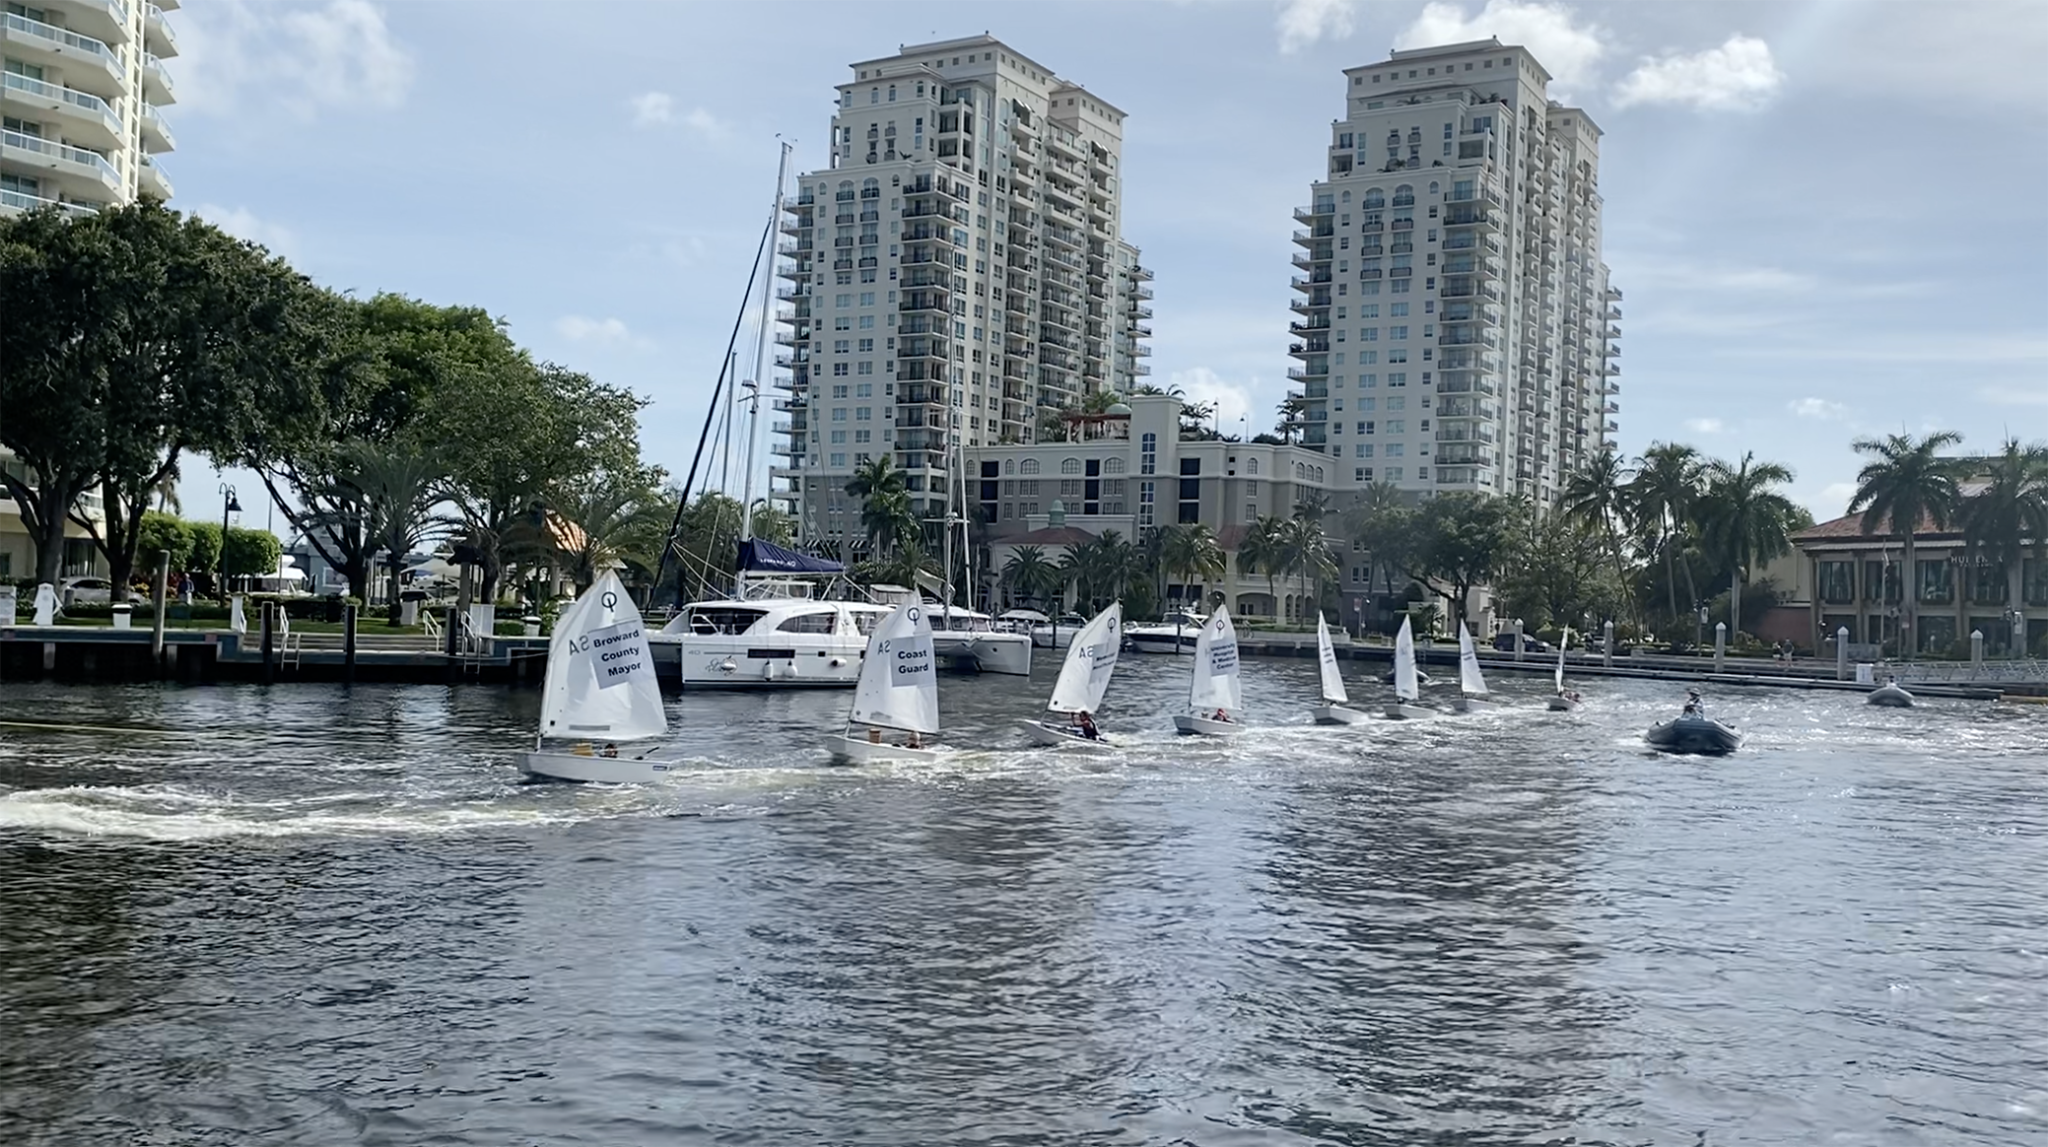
left=1310, top=614, right=1366, bottom=724
left=1385, top=615, right=1432, bottom=720
left=824, top=602, right=942, bottom=764
left=1547, top=629, right=1581, bottom=711
left=1173, top=605, right=1246, bottom=736
left=519, top=571, right=671, bottom=783
left=1021, top=602, right=1122, bottom=750
left=1453, top=623, right=1494, bottom=712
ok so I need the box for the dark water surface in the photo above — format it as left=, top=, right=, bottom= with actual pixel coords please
left=3, top=658, right=2046, bottom=1146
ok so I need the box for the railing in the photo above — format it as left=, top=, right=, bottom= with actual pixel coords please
left=144, top=54, right=175, bottom=101
left=146, top=4, right=177, bottom=52
left=0, top=189, right=97, bottom=216
left=2, top=12, right=118, bottom=63
left=1, top=130, right=118, bottom=181
left=2, top=73, right=121, bottom=135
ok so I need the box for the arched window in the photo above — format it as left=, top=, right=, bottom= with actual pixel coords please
left=1104, top=457, right=1126, bottom=474
left=1315, top=466, right=1325, bottom=483
left=1246, top=458, right=1259, bottom=475
left=1393, top=184, right=1414, bottom=207
left=1003, top=459, right=1014, bottom=474
left=1428, top=181, right=1440, bottom=196
left=1341, top=189, right=1352, bottom=203
left=1060, top=458, right=1081, bottom=475
left=1364, top=188, right=1385, bottom=209
left=1296, top=462, right=1307, bottom=479
left=1020, top=458, right=1040, bottom=475
left=888, top=84, right=897, bottom=102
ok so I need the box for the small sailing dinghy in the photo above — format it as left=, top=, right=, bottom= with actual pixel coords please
left=1453, top=623, right=1494, bottom=713
left=1310, top=614, right=1366, bottom=724
left=1385, top=615, right=1432, bottom=720
left=1021, top=602, right=1122, bottom=750
left=1547, top=631, right=1581, bottom=711
left=1866, top=675, right=1915, bottom=708
left=825, top=601, right=942, bottom=764
left=520, top=571, right=670, bottom=783
left=1173, top=605, right=1246, bottom=736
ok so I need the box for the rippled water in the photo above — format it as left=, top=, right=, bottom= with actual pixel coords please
left=3, top=659, right=2047, bottom=1146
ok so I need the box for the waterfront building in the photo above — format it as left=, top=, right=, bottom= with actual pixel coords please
left=1, top=0, right=178, bottom=217
left=773, top=35, right=1153, bottom=537
left=973, top=395, right=1333, bottom=620
left=1287, top=37, right=1619, bottom=506
left=1790, top=511, right=2048, bottom=660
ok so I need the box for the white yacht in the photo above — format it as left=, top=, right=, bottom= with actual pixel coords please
left=869, top=585, right=1033, bottom=675
left=1028, top=613, right=1088, bottom=649
left=650, top=539, right=890, bottom=689
left=1124, top=609, right=1208, bottom=654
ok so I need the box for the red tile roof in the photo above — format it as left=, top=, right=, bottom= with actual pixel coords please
left=997, top=525, right=1098, bottom=546
left=1795, top=509, right=1956, bottom=541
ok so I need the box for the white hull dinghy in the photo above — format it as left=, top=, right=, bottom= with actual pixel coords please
left=1172, top=605, right=1247, bottom=736
left=519, top=571, right=671, bottom=783
left=1385, top=615, right=1434, bottom=720
left=1310, top=615, right=1368, bottom=724
left=1452, top=623, right=1495, bottom=713
left=825, top=601, right=943, bottom=765
left=1021, top=602, right=1123, bottom=752
left=1547, top=633, right=1581, bottom=711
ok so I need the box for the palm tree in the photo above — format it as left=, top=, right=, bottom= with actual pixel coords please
left=844, top=455, right=905, bottom=503
left=1278, top=515, right=1337, bottom=623
left=1160, top=523, right=1226, bottom=609
left=1002, top=545, right=1061, bottom=610
left=858, top=486, right=919, bottom=559
left=344, top=440, right=448, bottom=621
left=1275, top=394, right=1309, bottom=445
left=1848, top=430, right=1964, bottom=658
left=1237, top=515, right=1287, bottom=617
left=1627, top=442, right=1704, bottom=626
left=1698, top=451, right=1801, bottom=638
left=551, top=482, right=666, bottom=594
left=1559, top=445, right=1637, bottom=628
left=1956, top=437, right=2048, bottom=642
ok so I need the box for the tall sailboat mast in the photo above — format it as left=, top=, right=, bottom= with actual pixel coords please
left=735, top=139, right=792, bottom=599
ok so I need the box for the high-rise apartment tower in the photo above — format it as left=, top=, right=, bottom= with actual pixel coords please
left=1, top=0, right=178, bottom=216
left=774, top=35, right=1153, bottom=538
left=1287, top=38, right=1619, bottom=506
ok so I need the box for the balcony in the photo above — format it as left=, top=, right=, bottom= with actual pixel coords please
left=1292, top=203, right=1334, bottom=225
left=1, top=72, right=123, bottom=151
left=1291, top=251, right=1330, bottom=270
left=145, top=4, right=177, bottom=56
left=138, top=154, right=172, bottom=199
left=1286, top=366, right=1327, bottom=382
left=0, top=187, right=95, bottom=217
left=1, top=128, right=119, bottom=194
left=143, top=54, right=176, bottom=105
left=1289, top=296, right=1330, bottom=314
left=1, top=12, right=126, bottom=95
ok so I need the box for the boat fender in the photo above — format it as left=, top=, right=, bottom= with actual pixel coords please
left=829, top=657, right=846, bottom=667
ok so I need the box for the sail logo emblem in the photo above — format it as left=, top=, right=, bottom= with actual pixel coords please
left=601, top=592, right=618, bottom=610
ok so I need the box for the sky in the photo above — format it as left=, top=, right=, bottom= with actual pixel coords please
left=166, top=0, right=2048, bottom=529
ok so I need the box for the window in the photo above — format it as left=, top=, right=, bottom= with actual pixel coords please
left=832, top=408, right=848, bottom=421
left=1061, top=457, right=1082, bottom=475
left=1356, top=444, right=1374, bottom=458
left=1818, top=561, right=1855, bottom=606
left=830, top=430, right=847, bottom=444
left=1140, top=433, right=1157, bottom=475
left=1387, top=420, right=1405, bottom=434
left=857, top=361, right=874, bottom=375
left=834, top=339, right=851, bottom=353
left=856, top=407, right=872, bottom=420
left=1139, top=480, right=1156, bottom=526
left=832, top=384, right=850, bottom=399
left=833, top=363, right=850, bottom=376
left=1246, top=457, right=1258, bottom=476
left=830, top=452, right=847, bottom=467
left=1020, top=458, right=1040, bottom=475
left=1104, top=457, right=1126, bottom=474
left=855, top=383, right=873, bottom=398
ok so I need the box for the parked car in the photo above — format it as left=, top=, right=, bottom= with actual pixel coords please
left=1492, top=632, right=1552, bottom=653
left=58, top=576, right=148, bottom=606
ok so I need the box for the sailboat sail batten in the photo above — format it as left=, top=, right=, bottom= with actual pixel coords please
left=1458, top=625, right=1488, bottom=696
left=1188, top=605, right=1243, bottom=712
left=1394, top=616, right=1420, bottom=702
left=538, top=571, right=667, bottom=744
left=1316, top=615, right=1347, bottom=704
left=1048, top=603, right=1121, bottom=713
left=849, top=603, right=940, bottom=734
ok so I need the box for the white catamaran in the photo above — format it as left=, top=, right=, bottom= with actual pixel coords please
left=1173, top=605, right=1246, bottom=737
left=824, top=602, right=942, bottom=764
left=1386, top=615, right=1432, bottom=720
left=1310, top=614, right=1366, bottom=724
left=520, top=571, right=671, bottom=783
left=1021, top=602, right=1122, bottom=751
left=1453, top=623, right=1495, bottom=713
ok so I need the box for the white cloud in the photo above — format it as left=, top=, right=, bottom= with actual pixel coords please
left=629, top=91, right=674, bottom=126
left=1980, top=385, right=2048, bottom=408
left=191, top=204, right=296, bottom=256
left=555, top=316, right=633, bottom=345
left=682, top=107, right=728, bottom=139
left=177, top=0, right=413, bottom=117
left=1167, top=367, right=1255, bottom=430
left=1276, top=0, right=1356, bottom=54
left=1615, top=35, right=1785, bottom=111
left=1820, top=482, right=1857, bottom=511
left=1788, top=397, right=1846, bottom=420
left=1684, top=417, right=1726, bottom=435
left=1396, top=1, right=1607, bottom=94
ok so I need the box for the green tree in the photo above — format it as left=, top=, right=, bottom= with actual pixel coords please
left=1236, top=515, right=1287, bottom=615
left=185, top=520, right=222, bottom=578
left=1160, top=523, right=1226, bottom=608
left=1275, top=393, right=1309, bottom=445
left=135, top=512, right=195, bottom=572
left=1409, top=492, right=1526, bottom=631
left=1626, top=441, right=1705, bottom=628
left=1956, top=437, right=2048, bottom=626
left=550, top=480, right=667, bottom=594
left=749, top=501, right=798, bottom=547
left=1558, top=445, right=1637, bottom=628
left=1496, top=515, right=1620, bottom=635
left=1699, top=451, right=1802, bottom=640
left=221, top=527, right=283, bottom=585
left=342, top=439, right=450, bottom=622
left=1846, top=431, right=1962, bottom=657
left=1002, top=544, right=1064, bottom=609
left=1278, top=513, right=1338, bottom=619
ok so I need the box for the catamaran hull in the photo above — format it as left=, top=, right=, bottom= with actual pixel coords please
left=1173, top=715, right=1246, bottom=737
left=1546, top=695, right=1581, bottom=712
left=932, top=632, right=1033, bottom=675
left=1030, top=628, right=1076, bottom=650
left=1644, top=716, right=1742, bottom=756
left=520, top=746, right=673, bottom=784
left=822, top=734, right=941, bottom=765
left=1311, top=704, right=1369, bottom=725
left=1020, top=720, right=1115, bottom=751
left=1384, top=702, right=1435, bottom=720
left=655, top=634, right=867, bottom=689
left=1867, top=684, right=1915, bottom=708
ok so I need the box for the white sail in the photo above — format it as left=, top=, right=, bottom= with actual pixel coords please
left=1555, top=629, right=1569, bottom=691
left=1187, top=604, right=1243, bottom=713
left=1048, top=602, right=1122, bottom=713
left=1457, top=624, right=1488, bottom=696
left=538, top=570, right=666, bottom=743
left=229, top=594, right=247, bottom=634
left=1393, top=615, right=1419, bottom=702
left=1316, top=614, right=1347, bottom=704
left=849, top=601, right=939, bottom=734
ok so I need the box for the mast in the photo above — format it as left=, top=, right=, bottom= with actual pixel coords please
left=736, top=139, right=792, bottom=599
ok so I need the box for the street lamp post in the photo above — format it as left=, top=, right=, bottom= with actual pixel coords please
left=219, top=482, right=241, bottom=597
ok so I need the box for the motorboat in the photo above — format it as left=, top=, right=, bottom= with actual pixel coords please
left=1452, top=623, right=1495, bottom=713
left=1172, top=606, right=1247, bottom=736
left=823, top=601, right=943, bottom=764
left=1125, top=609, right=1207, bottom=654
left=930, top=605, right=1034, bottom=675
left=1644, top=705, right=1742, bottom=756
left=1867, top=677, right=1915, bottom=707
left=1309, top=614, right=1368, bottom=724
left=1385, top=615, right=1433, bottom=720
left=519, top=571, right=672, bottom=783
left=1021, top=603, right=1122, bottom=752
left=1028, top=613, right=1089, bottom=649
